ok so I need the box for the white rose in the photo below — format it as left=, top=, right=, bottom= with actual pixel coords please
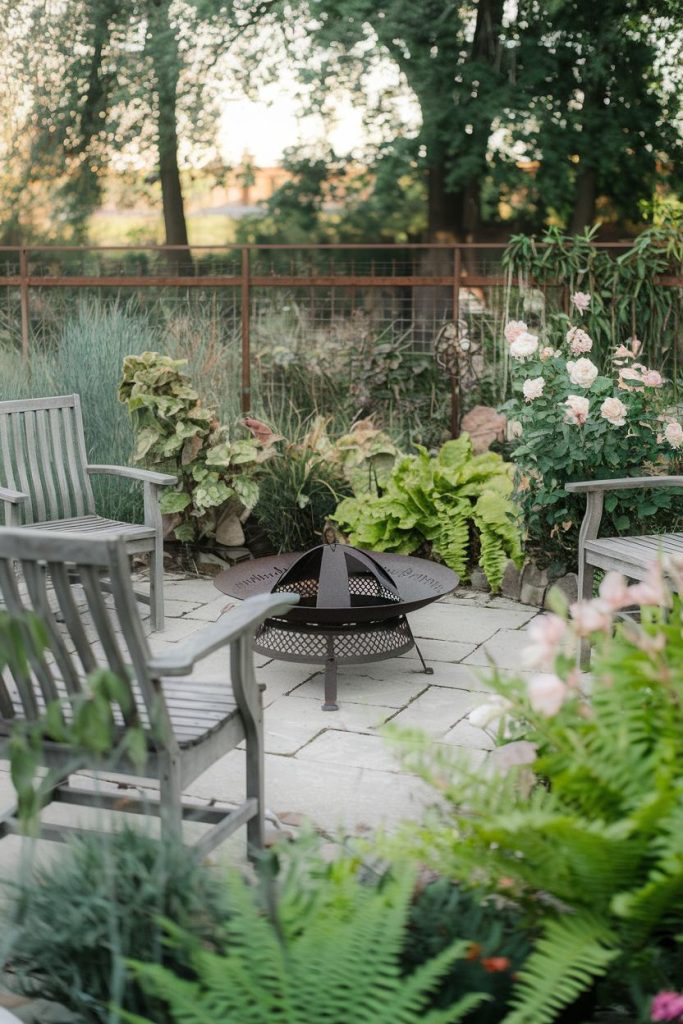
left=664, top=421, right=683, bottom=450
left=566, top=326, right=593, bottom=355
left=600, top=396, right=627, bottom=427
left=509, top=332, right=539, bottom=360
left=523, top=376, right=545, bottom=402
left=567, top=357, right=598, bottom=389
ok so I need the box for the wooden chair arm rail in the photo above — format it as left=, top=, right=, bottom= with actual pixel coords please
left=0, top=487, right=28, bottom=503
left=86, top=464, right=177, bottom=487
left=566, top=476, right=683, bottom=494
left=146, top=593, right=299, bottom=676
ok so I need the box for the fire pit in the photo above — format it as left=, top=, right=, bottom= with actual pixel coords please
left=214, top=532, right=458, bottom=710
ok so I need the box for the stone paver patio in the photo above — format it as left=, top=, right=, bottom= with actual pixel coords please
left=0, top=572, right=540, bottom=854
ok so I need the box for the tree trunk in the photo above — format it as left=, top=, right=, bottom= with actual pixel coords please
left=149, top=0, right=189, bottom=262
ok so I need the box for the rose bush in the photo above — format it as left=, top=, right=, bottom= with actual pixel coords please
left=501, top=307, right=683, bottom=572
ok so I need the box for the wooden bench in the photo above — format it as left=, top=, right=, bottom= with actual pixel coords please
left=566, top=475, right=683, bottom=602
left=0, top=394, right=176, bottom=630
left=0, top=528, right=297, bottom=856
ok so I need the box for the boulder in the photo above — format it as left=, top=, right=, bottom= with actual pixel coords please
left=520, top=562, right=549, bottom=606
left=460, top=405, right=506, bottom=453
left=544, top=572, right=579, bottom=609
left=215, top=512, right=245, bottom=547
left=500, top=560, right=522, bottom=601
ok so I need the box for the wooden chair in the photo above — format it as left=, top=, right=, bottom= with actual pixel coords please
left=0, top=394, right=176, bottom=631
left=566, top=476, right=683, bottom=603
left=0, top=528, right=297, bottom=857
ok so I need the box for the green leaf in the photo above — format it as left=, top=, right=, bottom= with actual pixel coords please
left=160, top=490, right=192, bottom=514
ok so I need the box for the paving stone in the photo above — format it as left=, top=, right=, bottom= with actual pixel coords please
left=462, top=628, right=535, bottom=669
left=388, top=686, right=481, bottom=737
left=263, top=698, right=392, bottom=755
left=184, top=596, right=239, bottom=622
left=291, top=668, right=429, bottom=708
left=163, top=598, right=203, bottom=618
left=443, top=719, right=496, bottom=750
left=163, top=579, right=221, bottom=603
left=295, top=731, right=405, bottom=773
left=187, top=749, right=435, bottom=833
left=404, top=637, right=476, bottom=664
left=409, top=602, right=535, bottom=643
left=155, top=616, right=214, bottom=642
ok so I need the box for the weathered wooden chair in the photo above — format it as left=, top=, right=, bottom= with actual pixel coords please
left=566, top=476, right=683, bottom=602
left=0, top=394, right=175, bottom=630
left=0, top=528, right=296, bottom=856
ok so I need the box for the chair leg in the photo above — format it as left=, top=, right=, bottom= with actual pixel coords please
left=578, top=558, right=595, bottom=669
left=149, top=536, right=165, bottom=632
left=159, top=754, right=183, bottom=844
left=245, top=711, right=266, bottom=859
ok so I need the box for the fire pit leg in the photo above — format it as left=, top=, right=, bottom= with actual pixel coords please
left=322, top=657, right=339, bottom=711
left=407, top=622, right=434, bottom=675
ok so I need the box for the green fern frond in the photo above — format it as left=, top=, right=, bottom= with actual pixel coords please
left=504, top=914, right=619, bottom=1024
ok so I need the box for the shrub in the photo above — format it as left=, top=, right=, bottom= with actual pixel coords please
left=4, top=827, right=229, bottom=1024
left=394, top=562, right=683, bottom=1023
left=333, top=434, right=523, bottom=590
left=118, top=351, right=271, bottom=543
left=502, top=310, right=682, bottom=573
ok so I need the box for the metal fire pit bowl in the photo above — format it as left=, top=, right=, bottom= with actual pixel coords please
left=214, top=538, right=458, bottom=711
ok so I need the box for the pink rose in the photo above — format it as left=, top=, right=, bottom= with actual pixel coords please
left=468, top=696, right=513, bottom=731
left=567, top=357, right=598, bottom=389
left=618, top=367, right=644, bottom=391
left=527, top=673, right=568, bottom=717
left=523, top=376, right=545, bottom=402
left=504, top=320, right=528, bottom=344
left=539, top=346, right=555, bottom=362
left=566, top=326, right=593, bottom=354
left=509, top=332, right=539, bottom=360
left=600, top=397, right=627, bottom=427
left=642, top=369, right=664, bottom=387
left=571, top=291, right=591, bottom=313
left=569, top=599, right=612, bottom=636
left=523, top=613, right=567, bottom=669
left=564, top=395, right=590, bottom=426
left=664, top=421, right=683, bottom=450
left=599, top=571, right=631, bottom=610
left=651, top=991, right=683, bottom=1022
left=489, top=740, right=538, bottom=774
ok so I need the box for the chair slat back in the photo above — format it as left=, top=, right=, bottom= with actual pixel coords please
left=0, top=395, right=96, bottom=524
left=0, top=529, right=171, bottom=747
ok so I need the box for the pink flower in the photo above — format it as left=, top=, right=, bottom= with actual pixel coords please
left=564, top=395, right=590, bottom=426
left=571, top=291, right=591, bottom=313
left=566, top=327, right=593, bottom=354
left=523, top=613, right=567, bottom=669
left=509, top=332, right=539, bottom=360
left=664, top=421, right=683, bottom=450
left=642, top=369, right=664, bottom=387
left=567, top=357, right=598, bottom=389
left=539, top=346, right=555, bottom=362
left=599, top=571, right=632, bottom=610
left=569, top=599, right=612, bottom=636
left=618, top=367, right=644, bottom=391
left=651, top=991, right=683, bottom=1022
left=627, top=562, right=669, bottom=608
left=523, top=376, right=545, bottom=402
left=504, top=320, right=528, bottom=344
left=527, top=674, right=568, bottom=717
left=469, top=696, right=513, bottom=731
left=600, top=397, right=627, bottom=427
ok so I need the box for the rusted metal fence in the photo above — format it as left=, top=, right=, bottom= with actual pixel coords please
left=0, top=243, right=681, bottom=428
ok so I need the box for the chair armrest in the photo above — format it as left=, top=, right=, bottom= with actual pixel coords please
left=146, top=593, right=299, bottom=677
left=0, top=486, right=28, bottom=503
left=567, top=476, right=683, bottom=494
left=86, top=464, right=177, bottom=487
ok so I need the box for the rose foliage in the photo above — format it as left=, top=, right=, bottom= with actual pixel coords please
left=501, top=313, right=682, bottom=572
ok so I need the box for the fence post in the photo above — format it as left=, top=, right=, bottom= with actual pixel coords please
left=241, top=247, right=251, bottom=415
left=19, top=247, right=30, bottom=366
left=450, top=246, right=462, bottom=438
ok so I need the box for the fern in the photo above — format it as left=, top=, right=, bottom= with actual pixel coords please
left=128, top=868, right=488, bottom=1024
left=504, top=914, right=619, bottom=1024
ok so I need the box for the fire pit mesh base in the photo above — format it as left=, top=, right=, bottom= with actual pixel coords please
left=255, top=616, right=413, bottom=665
